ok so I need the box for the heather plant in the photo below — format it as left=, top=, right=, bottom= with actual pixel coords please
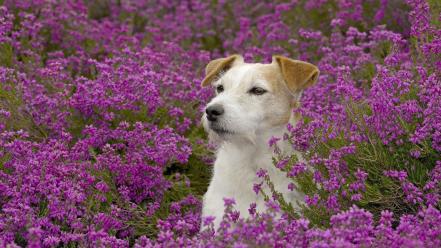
left=0, top=0, right=440, bottom=247
left=274, top=0, right=441, bottom=225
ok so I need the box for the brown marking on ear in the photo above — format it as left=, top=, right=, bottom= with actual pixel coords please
left=273, top=55, right=319, bottom=94
left=201, top=54, right=243, bottom=87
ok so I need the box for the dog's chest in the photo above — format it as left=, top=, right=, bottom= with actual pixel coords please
left=205, top=140, right=296, bottom=215
left=201, top=130, right=305, bottom=229
left=213, top=144, right=271, bottom=194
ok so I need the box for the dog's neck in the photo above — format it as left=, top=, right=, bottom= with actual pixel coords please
left=215, top=113, right=299, bottom=168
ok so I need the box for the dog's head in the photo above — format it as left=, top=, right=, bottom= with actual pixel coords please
left=201, top=55, right=319, bottom=142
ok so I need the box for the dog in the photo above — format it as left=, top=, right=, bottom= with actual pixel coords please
left=200, top=55, right=319, bottom=229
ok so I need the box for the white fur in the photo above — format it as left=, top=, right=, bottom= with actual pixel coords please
left=201, top=61, right=305, bottom=229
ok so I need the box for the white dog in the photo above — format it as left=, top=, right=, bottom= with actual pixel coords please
left=200, top=55, right=319, bottom=229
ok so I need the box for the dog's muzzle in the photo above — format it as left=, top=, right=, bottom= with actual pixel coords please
left=205, top=104, right=224, bottom=122
left=205, top=104, right=234, bottom=135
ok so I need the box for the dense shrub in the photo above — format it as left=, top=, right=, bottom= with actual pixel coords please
left=0, top=0, right=440, bottom=247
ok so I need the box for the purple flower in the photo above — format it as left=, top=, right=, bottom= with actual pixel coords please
left=223, top=198, right=236, bottom=207
left=0, top=0, right=439, bottom=246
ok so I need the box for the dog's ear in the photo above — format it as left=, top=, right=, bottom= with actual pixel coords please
left=201, top=54, right=244, bottom=87
left=273, top=55, right=319, bottom=94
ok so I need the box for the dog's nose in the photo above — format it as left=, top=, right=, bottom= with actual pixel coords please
left=206, top=104, right=224, bottom=122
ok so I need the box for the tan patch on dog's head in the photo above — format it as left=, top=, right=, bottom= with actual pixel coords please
left=257, top=63, right=296, bottom=127
left=254, top=56, right=320, bottom=127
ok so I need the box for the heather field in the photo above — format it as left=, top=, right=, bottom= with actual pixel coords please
left=0, top=0, right=440, bottom=247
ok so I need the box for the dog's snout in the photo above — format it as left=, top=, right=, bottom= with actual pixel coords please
left=206, top=104, right=224, bottom=122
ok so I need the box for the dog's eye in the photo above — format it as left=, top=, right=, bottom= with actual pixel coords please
left=248, top=87, right=267, bottom=95
left=216, top=85, right=224, bottom=93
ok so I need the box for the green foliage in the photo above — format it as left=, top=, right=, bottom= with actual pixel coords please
left=0, top=43, right=13, bottom=67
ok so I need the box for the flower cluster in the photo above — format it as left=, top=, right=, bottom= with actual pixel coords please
left=150, top=203, right=441, bottom=247
left=0, top=0, right=440, bottom=247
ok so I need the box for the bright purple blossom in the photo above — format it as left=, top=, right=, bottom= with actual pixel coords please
left=0, top=0, right=439, bottom=246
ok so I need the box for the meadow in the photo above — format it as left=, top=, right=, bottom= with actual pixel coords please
left=0, top=0, right=440, bottom=247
